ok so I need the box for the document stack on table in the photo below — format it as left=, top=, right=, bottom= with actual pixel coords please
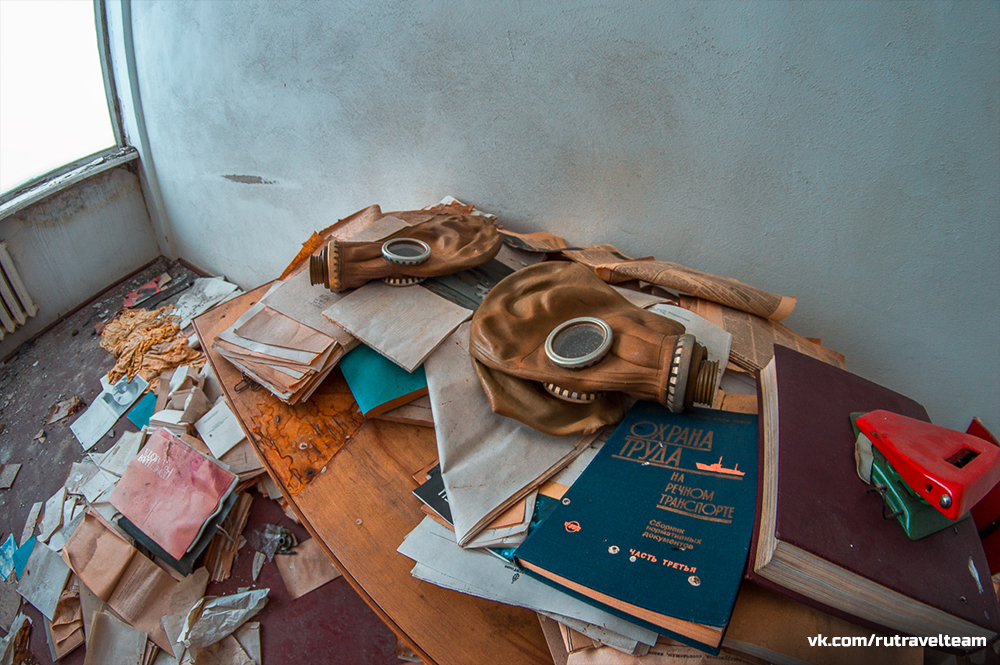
left=212, top=275, right=355, bottom=404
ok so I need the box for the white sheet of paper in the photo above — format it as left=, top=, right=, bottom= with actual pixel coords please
left=71, top=376, right=148, bottom=450
left=97, top=430, right=145, bottom=477
left=17, top=542, right=71, bottom=621
left=424, top=323, right=596, bottom=546
left=323, top=281, right=472, bottom=372
left=399, top=517, right=658, bottom=647
left=194, top=402, right=247, bottom=459
left=173, top=277, right=240, bottom=329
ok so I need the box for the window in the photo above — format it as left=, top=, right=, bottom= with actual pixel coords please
left=0, top=0, right=117, bottom=194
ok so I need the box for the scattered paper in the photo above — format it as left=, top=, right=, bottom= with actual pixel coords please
left=63, top=512, right=177, bottom=652
left=425, top=323, right=597, bottom=546
left=16, top=541, right=72, bottom=620
left=123, top=272, right=172, bottom=308
left=219, top=439, right=264, bottom=477
left=260, top=267, right=357, bottom=346
left=20, top=501, right=43, bottom=547
left=0, top=576, right=21, bottom=634
left=178, top=589, right=269, bottom=649
left=0, top=613, right=31, bottom=665
left=12, top=536, right=35, bottom=580
left=64, top=461, right=101, bottom=496
left=323, top=281, right=472, bottom=372
left=194, top=634, right=256, bottom=665
left=128, top=392, right=158, bottom=429
left=82, top=610, right=149, bottom=665
left=232, top=622, right=261, bottom=665
left=251, top=552, right=265, bottom=582
left=174, top=277, right=241, bottom=329
left=38, top=486, right=67, bottom=543
left=0, top=535, right=15, bottom=581
left=399, top=517, right=657, bottom=647
left=275, top=538, right=341, bottom=600
left=71, top=375, right=149, bottom=450
left=46, top=498, right=86, bottom=553
left=0, top=463, right=21, bottom=490
left=49, top=577, right=85, bottom=660
left=161, top=567, right=210, bottom=662
left=97, top=430, right=145, bottom=477
left=194, top=402, right=247, bottom=459
left=46, top=396, right=85, bottom=424
left=79, top=581, right=105, bottom=648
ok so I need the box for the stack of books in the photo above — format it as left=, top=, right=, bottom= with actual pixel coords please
left=109, top=428, right=238, bottom=574
left=212, top=290, right=348, bottom=405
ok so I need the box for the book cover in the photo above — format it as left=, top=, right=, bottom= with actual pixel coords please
left=750, top=344, right=1000, bottom=643
left=412, top=464, right=452, bottom=523
left=118, top=492, right=238, bottom=576
left=109, top=428, right=237, bottom=560
left=338, top=343, right=428, bottom=417
left=514, top=402, right=759, bottom=652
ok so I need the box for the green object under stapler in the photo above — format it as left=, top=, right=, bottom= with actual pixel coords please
left=851, top=412, right=962, bottom=540
left=869, top=448, right=959, bottom=540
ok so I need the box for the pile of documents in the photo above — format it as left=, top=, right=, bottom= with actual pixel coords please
left=212, top=269, right=357, bottom=404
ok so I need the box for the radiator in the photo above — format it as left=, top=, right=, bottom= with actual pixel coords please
left=0, top=241, right=37, bottom=339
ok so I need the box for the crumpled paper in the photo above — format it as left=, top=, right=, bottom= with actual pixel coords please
left=101, top=306, right=204, bottom=384
left=177, top=589, right=269, bottom=650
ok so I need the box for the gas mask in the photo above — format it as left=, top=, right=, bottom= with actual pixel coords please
left=469, top=262, right=718, bottom=436
left=309, top=211, right=502, bottom=292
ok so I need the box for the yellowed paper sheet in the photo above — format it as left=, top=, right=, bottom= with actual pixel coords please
left=63, top=512, right=176, bottom=653
left=82, top=610, right=148, bottom=665
left=259, top=267, right=358, bottom=346
left=234, top=306, right=333, bottom=355
left=274, top=539, right=342, bottom=600
left=564, top=244, right=796, bottom=321
left=537, top=614, right=571, bottom=665
left=322, top=281, right=472, bottom=372
left=372, top=395, right=435, bottom=428
left=680, top=296, right=845, bottom=372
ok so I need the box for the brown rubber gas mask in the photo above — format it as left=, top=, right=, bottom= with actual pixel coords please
left=469, top=262, right=718, bottom=436
left=309, top=212, right=503, bottom=292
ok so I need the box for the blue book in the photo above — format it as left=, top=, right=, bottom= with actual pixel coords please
left=338, top=344, right=428, bottom=417
left=514, top=403, right=758, bottom=653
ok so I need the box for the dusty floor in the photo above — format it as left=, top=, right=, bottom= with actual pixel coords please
left=0, top=257, right=398, bottom=664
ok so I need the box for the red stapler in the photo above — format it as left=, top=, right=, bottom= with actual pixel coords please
left=857, top=410, right=1000, bottom=522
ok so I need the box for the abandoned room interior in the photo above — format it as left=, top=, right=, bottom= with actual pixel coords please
left=1, top=2, right=998, bottom=665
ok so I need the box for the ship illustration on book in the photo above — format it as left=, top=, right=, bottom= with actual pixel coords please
left=696, top=456, right=745, bottom=477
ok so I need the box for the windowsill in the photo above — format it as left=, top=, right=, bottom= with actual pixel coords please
left=0, top=145, right=139, bottom=221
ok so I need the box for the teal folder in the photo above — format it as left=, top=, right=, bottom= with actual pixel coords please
left=514, top=403, right=759, bottom=654
left=339, top=344, right=428, bottom=417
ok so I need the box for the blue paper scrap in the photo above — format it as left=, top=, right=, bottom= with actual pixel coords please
left=12, top=535, right=35, bottom=580
left=127, top=391, right=157, bottom=429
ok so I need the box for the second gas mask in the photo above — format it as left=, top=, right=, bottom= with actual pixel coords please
left=468, top=262, right=718, bottom=436
left=309, top=211, right=502, bottom=292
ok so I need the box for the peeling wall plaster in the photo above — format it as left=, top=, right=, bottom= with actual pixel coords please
left=126, top=0, right=999, bottom=429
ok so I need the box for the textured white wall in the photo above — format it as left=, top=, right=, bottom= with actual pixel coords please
left=0, top=166, right=160, bottom=357
left=125, top=1, right=999, bottom=430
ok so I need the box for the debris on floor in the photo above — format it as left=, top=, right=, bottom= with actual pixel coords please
left=0, top=464, right=20, bottom=490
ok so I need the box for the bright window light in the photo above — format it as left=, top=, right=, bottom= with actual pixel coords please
left=0, top=0, right=116, bottom=194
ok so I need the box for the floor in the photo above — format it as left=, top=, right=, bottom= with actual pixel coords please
left=0, top=257, right=400, bottom=664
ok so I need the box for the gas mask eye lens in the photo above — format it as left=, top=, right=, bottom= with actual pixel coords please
left=382, top=238, right=431, bottom=265
left=545, top=317, right=613, bottom=370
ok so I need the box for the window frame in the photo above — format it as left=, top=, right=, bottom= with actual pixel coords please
left=0, top=0, right=135, bottom=220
